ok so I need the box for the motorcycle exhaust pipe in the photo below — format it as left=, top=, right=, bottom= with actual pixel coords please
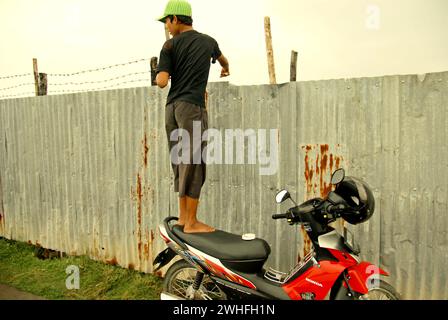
left=161, top=292, right=185, bottom=300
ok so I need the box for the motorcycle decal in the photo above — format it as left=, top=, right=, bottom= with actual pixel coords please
left=158, top=225, right=172, bottom=243
left=158, top=225, right=186, bottom=255
left=186, top=245, right=257, bottom=290
left=305, top=277, right=323, bottom=288
left=182, top=250, right=204, bottom=266
left=282, top=261, right=346, bottom=300
left=345, top=262, right=389, bottom=294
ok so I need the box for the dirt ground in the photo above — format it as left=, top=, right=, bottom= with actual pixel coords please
left=0, top=284, right=46, bottom=300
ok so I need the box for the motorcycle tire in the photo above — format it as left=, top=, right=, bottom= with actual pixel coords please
left=360, top=279, right=401, bottom=300
left=163, top=259, right=227, bottom=300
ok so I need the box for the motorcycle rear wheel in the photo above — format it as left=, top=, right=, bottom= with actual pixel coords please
left=163, top=259, right=227, bottom=300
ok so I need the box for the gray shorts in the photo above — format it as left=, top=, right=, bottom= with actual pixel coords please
left=165, top=100, right=208, bottom=199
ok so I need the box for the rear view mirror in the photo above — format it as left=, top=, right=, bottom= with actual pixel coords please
left=275, top=189, right=290, bottom=204
left=331, top=168, right=345, bottom=185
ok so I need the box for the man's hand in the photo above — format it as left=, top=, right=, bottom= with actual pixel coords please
left=156, top=71, right=170, bottom=88
left=220, top=68, right=230, bottom=78
left=217, top=55, right=230, bottom=78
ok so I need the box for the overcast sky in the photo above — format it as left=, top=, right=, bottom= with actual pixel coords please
left=0, top=0, right=447, bottom=96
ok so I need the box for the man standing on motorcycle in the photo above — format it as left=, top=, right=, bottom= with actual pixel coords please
left=156, top=0, right=230, bottom=233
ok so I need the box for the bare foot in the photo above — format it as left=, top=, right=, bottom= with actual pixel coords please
left=183, top=221, right=215, bottom=233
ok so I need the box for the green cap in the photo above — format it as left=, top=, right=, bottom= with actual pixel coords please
left=157, top=0, right=192, bottom=22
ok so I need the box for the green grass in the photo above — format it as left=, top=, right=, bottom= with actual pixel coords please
left=0, top=237, right=163, bottom=300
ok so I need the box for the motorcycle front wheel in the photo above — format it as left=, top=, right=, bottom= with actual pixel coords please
left=163, top=259, right=227, bottom=300
left=360, top=279, right=401, bottom=300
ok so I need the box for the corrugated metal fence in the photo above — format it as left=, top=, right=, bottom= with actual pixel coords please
left=0, top=71, right=447, bottom=299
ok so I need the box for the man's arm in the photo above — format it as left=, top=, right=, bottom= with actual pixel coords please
left=156, top=71, right=170, bottom=88
left=217, top=54, right=230, bottom=78
left=156, top=39, right=173, bottom=88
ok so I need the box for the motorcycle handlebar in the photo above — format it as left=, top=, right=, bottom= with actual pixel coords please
left=272, top=213, right=287, bottom=219
left=327, top=204, right=346, bottom=214
left=272, top=200, right=347, bottom=224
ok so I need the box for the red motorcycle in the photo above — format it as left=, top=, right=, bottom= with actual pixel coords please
left=153, top=168, right=400, bottom=300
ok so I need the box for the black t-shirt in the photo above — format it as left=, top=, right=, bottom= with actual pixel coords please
left=157, top=30, right=222, bottom=108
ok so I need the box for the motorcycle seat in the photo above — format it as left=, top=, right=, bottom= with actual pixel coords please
left=172, top=225, right=271, bottom=261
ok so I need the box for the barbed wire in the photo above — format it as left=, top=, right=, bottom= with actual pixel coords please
left=0, top=92, right=35, bottom=100
left=0, top=82, right=35, bottom=92
left=0, top=73, right=33, bottom=80
left=0, top=78, right=153, bottom=99
left=47, top=58, right=150, bottom=77
left=0, top=71, right=151, bottom=92
left=48, top=78, right=152, bottom=94
left=48, top=71, right=150, bottom=86
left=0, top=58, right=155, bottom=100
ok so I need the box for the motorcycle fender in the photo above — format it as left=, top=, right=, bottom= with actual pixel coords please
left=282, top=261, right=347, bottom=300
left=346, top=262, right=389, bottom=294
left=153, top=247, right=177, bottom=272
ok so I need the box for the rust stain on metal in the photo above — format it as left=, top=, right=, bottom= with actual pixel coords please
left=0, top=210, right=4, bottom=234
left=136, top=174, right=143, bottom=224
left=143, top=227, right=150, bottom=260
left=143, top=244, right=149, bottom=260
left=319, top=144, right=331, bottom=198
left=136, top=174, right=143, bottom=263
left=106, top=257, right=118, bottom=266
left=330, top=154, right=334, bottom=174
left=144, top=184, right=155, bottom=205
left=142, top=133, right=149, bottom=168
left=300, top=225, right=313, bottom=260
left=301, top=143, right=345, bottom=258
left=149, top=128, right=158, bottom=140
left=304, top=152, right=314, bottom=193
left=301, top=144, right=315, bottom=258
left=131, top=180, right=154, bottom=207
left=137, top=242, right=143, bottom=263
left=154, top=270, right=163, bottom=277
left=302, top=144, right=344, bottom=199
left=0, top=176, right=4, bottom=233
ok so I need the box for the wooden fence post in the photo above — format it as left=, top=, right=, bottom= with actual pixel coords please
left=33, top=59, right=48, bottom=96
left=33, top=58, right=39, bottom=96
left=290, top=50, right=298, bottom=82
left=150, top=57, right=158, bottom=86
left=38, top=73, right=47, bottom=96
left=264, top=17, right=276, bottom=84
